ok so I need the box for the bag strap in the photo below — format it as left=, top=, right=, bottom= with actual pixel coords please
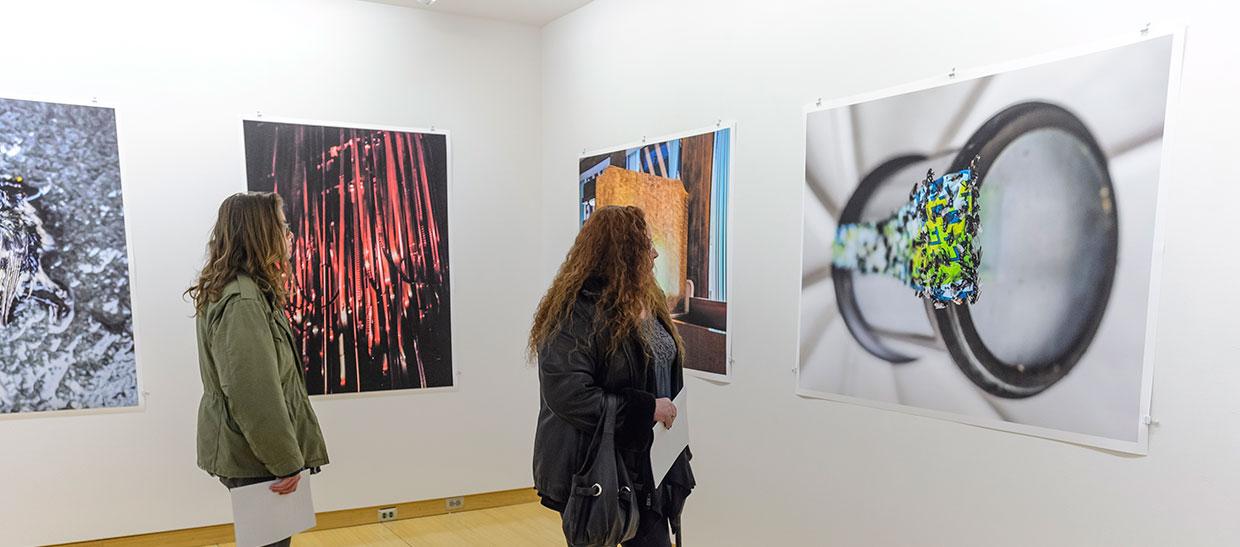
left=572, top=394, right=619, bottom=479
left=599, top=395, right=617, bottom=451
left=570, top=396, right=620, bottom=498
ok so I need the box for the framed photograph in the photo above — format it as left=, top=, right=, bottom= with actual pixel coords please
left=797, top=29, right=1184, bottom=453
left=580, top=124, right=736, bottom=380
left=0, top=95, right=138, bottom=414
left=243, top=118, right=453, bottom=396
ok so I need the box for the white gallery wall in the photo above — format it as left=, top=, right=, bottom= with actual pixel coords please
left=0, top=1, right=543, bottom=545
left=541, top=1, right=1240, bottom=546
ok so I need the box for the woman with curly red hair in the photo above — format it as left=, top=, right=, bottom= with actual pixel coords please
left=530, top=205, right=694, bottom=546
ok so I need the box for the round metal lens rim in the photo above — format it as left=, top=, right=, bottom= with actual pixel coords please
left=831, top=153, right=928, bottom=364
left=934, top=101, right=1119, bottom=398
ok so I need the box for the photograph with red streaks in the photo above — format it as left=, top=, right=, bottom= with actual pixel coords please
left=244, top=120, right=452, bottom=394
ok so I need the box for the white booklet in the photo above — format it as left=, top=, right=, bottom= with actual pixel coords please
left=649, top=387, right=689, bottom=489
left=229, top=472, right=316, bottom=547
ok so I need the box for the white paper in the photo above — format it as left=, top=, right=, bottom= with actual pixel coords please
left=230, top=472, right=316, bottom=547
left=650, top=388, right=689, bottom=489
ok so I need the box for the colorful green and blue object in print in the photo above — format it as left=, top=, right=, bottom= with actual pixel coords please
left=832, top=157, right=983, bottom=307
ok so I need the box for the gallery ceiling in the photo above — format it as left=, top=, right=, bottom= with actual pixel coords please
left=361, top=0, right=593, bottom=26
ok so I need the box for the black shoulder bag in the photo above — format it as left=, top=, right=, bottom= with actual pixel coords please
left=562, top=394, right=640, bottom=546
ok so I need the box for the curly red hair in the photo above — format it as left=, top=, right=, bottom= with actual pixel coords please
left=529, top=205, right=683, bottom=360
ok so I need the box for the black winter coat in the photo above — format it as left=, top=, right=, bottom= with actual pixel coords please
left=533, top=282, right=694, bottom=521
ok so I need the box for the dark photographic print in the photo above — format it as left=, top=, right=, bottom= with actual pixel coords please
left=244, top=120, right=452, bottom=395
left=0, top=97, right=137, bottom=413
left=798, top=35, right=1177, bottom=452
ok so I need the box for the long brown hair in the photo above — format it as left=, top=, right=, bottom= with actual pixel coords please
left=186, top=192, right=291, bottom=314
left=528, top=205, right=683, bottom=361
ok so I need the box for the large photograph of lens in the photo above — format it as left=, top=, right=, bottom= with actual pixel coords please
left=797, top=35, right=1175, bottom=451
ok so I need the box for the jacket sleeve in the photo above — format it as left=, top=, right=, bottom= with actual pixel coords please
left=212, top=298, right=305, bottom=477
left=538, top=316, right=656, bottom=447
left=616, top=387, right=656, bottom=449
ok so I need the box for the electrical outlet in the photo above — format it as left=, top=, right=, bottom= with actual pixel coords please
left=378, top=507, right=398, bottom=522
left=446, top=496, right=464, bottom=511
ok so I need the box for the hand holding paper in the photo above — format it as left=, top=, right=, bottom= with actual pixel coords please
left=654, top=397, right=678, bottom=429
left=650, top=387, right=689, bottom=489
left=269, top=474, right=301, bottom=495
left=230, top=471, right=316, bottom=547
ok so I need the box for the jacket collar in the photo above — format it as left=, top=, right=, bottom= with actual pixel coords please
left=222, top=273, right=265, bottom=299
left=581, top=275, right=606, bottom=298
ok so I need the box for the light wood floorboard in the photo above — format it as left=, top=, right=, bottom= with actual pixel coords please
left=386, top=502, right=562, bottom=546
left=53, top=489, right=544, bottom=547
left=210, top=502, right=562, bottom=546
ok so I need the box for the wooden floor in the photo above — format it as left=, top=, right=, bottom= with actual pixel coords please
left=207, top=502, right=563, bottom=546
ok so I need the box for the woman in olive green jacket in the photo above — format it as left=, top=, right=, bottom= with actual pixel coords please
left=187, top=192, right=328, bottom=546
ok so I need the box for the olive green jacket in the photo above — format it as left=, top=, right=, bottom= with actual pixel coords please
left=196, top=274, right=329, bottom=479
